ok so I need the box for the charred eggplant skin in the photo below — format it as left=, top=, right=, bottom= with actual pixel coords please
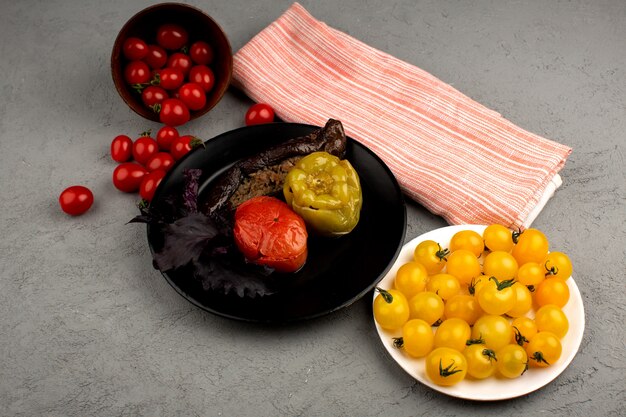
left=204, top=119, right=347, bottom=221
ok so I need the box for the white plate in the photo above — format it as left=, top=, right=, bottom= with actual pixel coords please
left=373, top=225, right=585, bottom=401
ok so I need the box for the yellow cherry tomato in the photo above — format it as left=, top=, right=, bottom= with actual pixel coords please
left=515, top=262, right=545, bottom=288
left=476, top=277, right=517, bottom=315
left=510, top=316, right=537, bottom=346
left=496, top=344, right=528, bottom=378
left=526, top=331, right=562, bottom=368
left=413, top=240, right=449, bottom=274
left=464, top=344, right=498, bottom=379
left=443, top=294, right=483, bottom=325
left=446, top=249, right=481, bottom=285
left=534, top=278, right=570, bottom=308
left=512, top=228, right=549, bottom=265
left=483, top=251, right=518, bottom=281
left=408, top=291, right=444, bottom=325
left=483, top=224, right=514, bottom=252
left=471, top=314, right=513, bottom=351
left=506, top=282, right=533, bottom=317
left=394, top=261, right=429, bottom=299
left=434, top=318, right=472, bottom=352
left=543, top=251, right=573, bottom=281
left=425, top=347, right=467, bottom=386
left=449, top=229, right=484, bottom=257
left=396, top=319, right=434, bottom=358
left=373, top=288, right=410, bottom=330
left=426, top=273, right=461, bottom=300
left=534, top=304, right=569, bottom=338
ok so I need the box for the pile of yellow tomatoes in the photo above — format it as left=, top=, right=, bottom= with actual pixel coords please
left=373, top=225, right=573, bottom=386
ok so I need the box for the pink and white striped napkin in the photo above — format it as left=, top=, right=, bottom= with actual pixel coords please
left=231, top=3, right=572, bottom=229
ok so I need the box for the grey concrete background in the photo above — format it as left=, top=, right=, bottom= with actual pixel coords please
left=1, top=0, right=624, bottom=415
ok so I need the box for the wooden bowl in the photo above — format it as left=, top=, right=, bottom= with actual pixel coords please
left=111, top=3, right=232, bottom=123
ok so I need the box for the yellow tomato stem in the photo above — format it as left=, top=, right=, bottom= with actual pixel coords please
left=392, top=337, right=404, bottom=349
left=489, top=276, right=515, bottom=291
left=376, top=287, right=394, bottom=304
left=436, top=244, right=450, bottom=261
left=512, top=326, right=529, bottom=346
left=530, top=351, right=550, bottom=366
left=439, top=359, right=463, bottom=377
left=482, top=349, right=497, bottom=362
left=466, top=336, right=485, bottom=346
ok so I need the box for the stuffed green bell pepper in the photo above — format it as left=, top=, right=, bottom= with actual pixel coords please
left=283, top=151, right=362, bottom=236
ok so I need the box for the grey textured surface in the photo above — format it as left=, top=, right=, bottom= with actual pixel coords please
left=1, top=0, right=625, bottom=416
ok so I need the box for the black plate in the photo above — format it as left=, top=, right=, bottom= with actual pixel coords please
left=147, top=122, right=407, bottom=323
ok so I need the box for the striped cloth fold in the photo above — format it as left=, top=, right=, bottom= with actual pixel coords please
left=232, top=2, right=572, bottom=229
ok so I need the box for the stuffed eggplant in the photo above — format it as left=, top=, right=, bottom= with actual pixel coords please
left=204, top=119, right=347, bottom=223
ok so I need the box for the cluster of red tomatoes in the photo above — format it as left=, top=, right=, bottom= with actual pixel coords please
left=122, top=23, right=216, bottom=126
left=58, top=102, right=276, bottom=216
left=110, top=126, right=203, bottom=202
left=374, top=225, right=573, bottom=386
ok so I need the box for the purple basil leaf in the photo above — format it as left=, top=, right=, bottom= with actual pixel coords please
left=183, top=168, right=202, bottom=214
left=153, top=212, right=219, bottom=272
left=192, top=251, right=277, bottom=298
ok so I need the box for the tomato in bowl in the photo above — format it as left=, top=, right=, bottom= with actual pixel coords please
left=111, top=3, right=232, bottom=124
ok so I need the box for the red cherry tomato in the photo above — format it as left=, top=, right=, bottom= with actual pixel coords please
left=178, top=82, right=206, bottom=111
left=139, top=170, right=167, bottom=202
left=141, top=86, right=168, bottom=110
left=110, top=134, right=133, bottom=162
left=112, top=162, right=148, bottom=193
left=189, top=41, right=214, bottom=65
left=156, top=23, right=188, bottom=50
left=157, top=68, right=185, bottom=90
left=188, top=65, right=215, bottom=92
left=170, top=135, right=202, bottom=160
left=124, top=61, right=151, bottom=84
left=123, top=37, right=148, bottom=60
left=59, top=186, right=94, bottom=216
left=145, top=152, right=175, bottom=172
left=159, top=98, right=190, bottom=127
left=144, top=44, right=168, bottom=69
left=245, top=103, right=275, bottom=126
left=156, top=126, right=179, bottom=151
left=132, top=135, right=159, bottom=165
left=167, top=52, right=193, bottom=76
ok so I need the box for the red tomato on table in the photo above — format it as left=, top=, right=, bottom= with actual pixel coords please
left=245, top=103, right=275, bottom=126
left=145, top=152, right=175, bottom=172
left=110, top=134, right=133, bottom=162
left=112, top=162, right=148, bottom=193
left=132, top=135, right=159, bottom=165
left=155, top=126, right=179, bottom=151
left=170, top=135, right=203, bottom=160
left=139, top=170, right=166, bottom=202
left=59, top=186, right=94, bottom=216
left=233, top=196, right=308, bottom=273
